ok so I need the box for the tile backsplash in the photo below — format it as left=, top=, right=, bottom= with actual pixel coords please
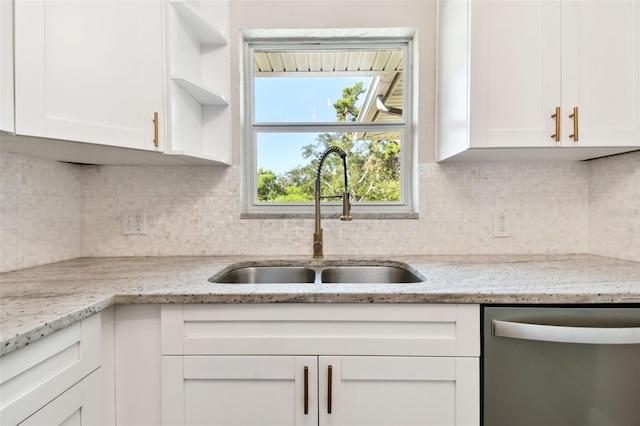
left=589, top=151, right=640, bottom=262
left=1, top=150, right=638, bottom=272
left=80, top=161, right=590, bottom=258
left=0, top=152, right=82, bottom=271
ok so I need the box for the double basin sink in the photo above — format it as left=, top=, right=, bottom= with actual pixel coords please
left=209, top=261, right=426, bottom=284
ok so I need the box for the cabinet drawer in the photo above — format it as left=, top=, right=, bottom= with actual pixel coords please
left=0, top=314, right=101, bottom=426
left=161, top=304, right=479, bottom=357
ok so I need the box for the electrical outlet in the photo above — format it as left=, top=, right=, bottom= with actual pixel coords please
left=122, top=211, right=147, bottom=235
left=493, top=213, right=510, bottom=238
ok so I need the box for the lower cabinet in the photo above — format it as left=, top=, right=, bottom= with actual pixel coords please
left=162, top=355, right=478, bottom=426
left=18, top=369, right=102, bottom=426
left=160, top=304, right=480, bottom=426
left=0, top=314, right=102, bottom=426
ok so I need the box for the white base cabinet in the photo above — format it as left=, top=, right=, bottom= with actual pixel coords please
left=0, top=314, right=102, bottom=426
left=320, top=356, right=478, bottom=426
left=162, top=355, right=478, bottom=426
left=162, top=355, right=314, bottom=426
left=18, top=369, right=102, bottom=426
left=161, top=304, right=480, bottom=426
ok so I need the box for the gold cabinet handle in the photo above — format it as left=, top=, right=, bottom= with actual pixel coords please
left=327, top=365, right=333, bottom=414
left=153, top=112, right=159, bottom=147
left=569, top=106, right=579, bottom=142
left=550, top=107, right=560, bottom=142
left=304, top=366, right=309, bottom=415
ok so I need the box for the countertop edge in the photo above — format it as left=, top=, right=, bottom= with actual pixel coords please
left=2, top=254, right=639, bottom=356
left=3, top=290, right=640, bottom=356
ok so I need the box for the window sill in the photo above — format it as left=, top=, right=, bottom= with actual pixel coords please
left=241, top=212, right=419, bottom=220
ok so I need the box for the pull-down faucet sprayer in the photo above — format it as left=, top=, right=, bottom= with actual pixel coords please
left=313, top=146, right=352, bottom=258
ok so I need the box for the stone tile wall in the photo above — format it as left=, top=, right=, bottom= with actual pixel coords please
left=79, top=161, right=590, bottom=258
left=589, top=151, right=640, bottom=262
left=1, top=149, right=637, bottom=272
left=0, top=152, right=82, bottom=272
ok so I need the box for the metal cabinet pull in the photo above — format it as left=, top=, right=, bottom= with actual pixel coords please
left=492, top=320, right=640, bottom=345
left=303, top=366, right=309, bottom=415
left=327, top=365, right=333, bottom=414
left=550, top=106, right=560, bottom=141
left=568, top=106, right=579, bottom=142
left=153, top=112, right=159, bottom=147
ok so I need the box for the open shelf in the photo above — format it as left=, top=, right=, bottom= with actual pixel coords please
left=171, top=76, right=228, bottom=106
left=166, top=0, right=230, bottom=165
left=169, top=0, right=226, bottom=46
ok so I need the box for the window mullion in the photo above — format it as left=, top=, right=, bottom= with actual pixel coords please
left=252, top=123, right=406, bottom=133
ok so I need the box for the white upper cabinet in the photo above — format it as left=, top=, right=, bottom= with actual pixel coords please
left=13, top=0, right=165, bottom=152
left=561, top=1, right=640, bottom=147
left=0, top=0, right=14, bottom=134
left=5, top=0, right=232, bottom=165
left=165, top=0, right=231, bottom=165
left=467, top=1, right=562, bottom=149
left=437, top=0, right=640, bottom=161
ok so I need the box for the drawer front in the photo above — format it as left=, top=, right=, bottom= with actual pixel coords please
left=0, top=314, right=101, bottom=426
left=161, top=304, right=479, bottom=357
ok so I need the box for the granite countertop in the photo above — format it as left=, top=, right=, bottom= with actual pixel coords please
left=1, top=254, right=639, bottom=355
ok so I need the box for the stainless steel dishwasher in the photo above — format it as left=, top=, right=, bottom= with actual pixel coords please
left=483, top=306, right=640, bottom=426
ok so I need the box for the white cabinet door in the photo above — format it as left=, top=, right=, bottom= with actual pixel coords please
left=162, top=355, right=479, bottom=426
left=469, top=1, right=561, bottom=148
left=561, top=0, right=640, bottom=147
left=319, top=357, right=478, bottom=426
left=162, top=356, right=318, bottom=426
left=14, top=0, right=164, bottom=151
left=0, top=314, right=102, bottom=426
left=18, top=368, right=102, bottom=426
left=0, top=0, right=14, bottom=133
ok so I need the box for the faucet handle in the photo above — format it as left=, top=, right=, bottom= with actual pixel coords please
left=313, top=232, right=323, bottom=258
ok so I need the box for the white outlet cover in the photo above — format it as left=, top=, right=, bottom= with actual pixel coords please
left=493, top=213, right=510, bottom=238
left=122, top=211, right=147, bottom=235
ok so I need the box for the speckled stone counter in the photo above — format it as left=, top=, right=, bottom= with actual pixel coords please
left=1, top=254, right=639, bottom=355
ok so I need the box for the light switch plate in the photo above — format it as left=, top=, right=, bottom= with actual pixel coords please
left=122, top=211, right=147, bottom=235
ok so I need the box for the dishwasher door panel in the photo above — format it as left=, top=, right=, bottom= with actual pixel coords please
left=483, top=306, right=640, bottom=426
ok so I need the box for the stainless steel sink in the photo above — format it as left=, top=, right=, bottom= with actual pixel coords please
left=210, top=263, right=426, bottom=284
left=212, top=266, right=316, bottom=284
left=320, top=266, right=423, bottom=283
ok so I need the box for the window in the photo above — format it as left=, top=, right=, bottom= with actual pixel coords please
left=242, top=29, right=415, bottom=216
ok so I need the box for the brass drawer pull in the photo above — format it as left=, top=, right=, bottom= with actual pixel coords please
left=327, top=365, right=333, bottom=414
left=569, top=106, right=579, bottom=142
left=304, top=366, right=309, bottom=415
left=550, top=106, right=560, bottom=142
left=153, top=112, right=159, bottom=147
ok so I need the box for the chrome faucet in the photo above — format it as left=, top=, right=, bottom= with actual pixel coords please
left=313, top=146, right=352, bottom=258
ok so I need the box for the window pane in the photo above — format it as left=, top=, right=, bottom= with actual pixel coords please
left=256, top=133, right=401, bottom=203
left=253, top=48, right=404, bottom=123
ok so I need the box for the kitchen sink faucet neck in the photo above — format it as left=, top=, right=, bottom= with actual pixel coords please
left=313, top=146, right=352, bottom=258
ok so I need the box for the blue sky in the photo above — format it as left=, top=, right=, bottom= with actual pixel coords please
left=255, top=76, right=369, bottom=175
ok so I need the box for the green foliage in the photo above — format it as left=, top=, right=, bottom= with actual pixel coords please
left=333, top=82, right=365, bottom=122
left=257, top=81, right=401, bottom=203
left=257, top=168, right=285, bottom=201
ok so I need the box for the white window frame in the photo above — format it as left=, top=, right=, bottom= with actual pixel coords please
left=241, top=28, right=417, bottom=217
